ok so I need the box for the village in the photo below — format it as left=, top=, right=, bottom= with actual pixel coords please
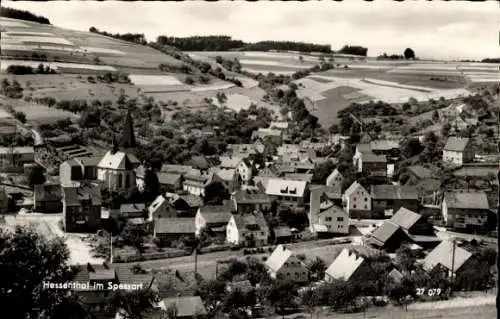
left=0, top=3, right=499, bottom=319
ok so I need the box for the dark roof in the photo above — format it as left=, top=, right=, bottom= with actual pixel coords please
left=157, top=172, right=182, bottom=186
left=390, top=207, right=422, bottom=230
left=188, top=156, right=210, bottom=170
left=161, top=296, right=207, bottom=317
left=119, top=109, right=137, bottom=150
left=199, top=205, right=232, bottom=224
left=34, top=183, right=62, bottom=202
left=75, top=155, right=102, bottom=167
left=370, top=221, right=403, bottom=245
left=233, top=211, right=268, bottom=232
left=371, top=185, right=418, bottom=200
left=362, top=153, right=387, bottom=163
left=120, top=203, right=146, bottom=214
left=444, top=137, right=470, bottom=152
left=170, top=194, right=203, bottom=208
left=444, top=192, right=489, bottom=210
left=233, top=189, right=271, bottom=204
left=284, top=173, right=313, bottom=182
left=407, top=165, right=433, bottom=180
left=63, top=184, right=101, bottom=206
left=73, top=263, right=117, bottom=285
left=155, top=218, right=196, bottom=234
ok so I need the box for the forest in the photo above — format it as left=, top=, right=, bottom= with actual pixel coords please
left=0, top=6, right=51, bottom=24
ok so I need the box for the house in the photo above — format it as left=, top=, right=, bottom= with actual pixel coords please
left=134, top=165, right=146, bottom=191
left=119, top=203, right=147, bottom=219
left=442, top=137, right=474, bottom=166
left=161, top=164, right=200, bottom=177
left=195, top=205, right=233, bottom=240
left=236, top=158, right=254, bottom=183
left=0, top=187, right=8, bottom=214
left=227, top=144, right=260, bottom=157
left=342, top=181, right=371, bottom=218
left=231, top=189, right=272, bottom=214
left=159, top=296, right=207, bottom=319
left=265, top=245, right=309, bottom=283
left=277, top=160, right=315, bottom=174
left=405, top=165, right=433, bottom=185
left=371, top=185, right=419, bottom=218
left=325, top=248, right=373, bottom=283
left=358, top=152, right=387, bottom=178
left=264, top=178, right=308, bottom=207
left=148, top=195, right=177, bottom=219
left=370, top=140, right=400, bottom=156
left=309, top=186, right=348, bottom=234
left=251, top=128, right=282, bottom=145
left=34, top=183, right=62, bottom=213
left=273, top=226, right=293, bottom=244
left=269, top=121, right=289, bottom=131
left=183, top=173, right=215, bottom=197
left=353, top=143, right=371, bottom=167
left=211, top=168, right=238, bottom=193
left=59, top=155, right=101, bottom=186
left=442, top=191, right=493, bottom=232
left=157, top=172, right=183, bottom=192
left=154, top=218, right=196, bottom=246
left=167, top=193, right=203, bottom=217
left=97, top=150, right=140, bottom=191
left=423, top=240, right=473, bottom=277
left=226, top=211, right=269, bottom=247
left=62, top=183, right=102, bottom=232
left=367, top=208, right=438, bottom=252
left=0, top=146, right=35, bottom=172
left=219, top=156, right=244, bottom=170
left=326, top=168, right=343, bottom=187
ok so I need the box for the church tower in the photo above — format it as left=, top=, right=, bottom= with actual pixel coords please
left=119, top=108, right=137, bottom=154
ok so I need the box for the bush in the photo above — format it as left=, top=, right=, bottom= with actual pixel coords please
left=184, top=76, right=195, bottom=85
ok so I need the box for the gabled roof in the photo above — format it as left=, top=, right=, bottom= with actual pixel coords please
left=423, top=240, right=472, bottom=272
left=390, top=207, right=422, bottom=230
left=160, top=296, right=207, bottom=317
left=407, top=165, right=433, bottom=180
left=120, top=203, right=146, bottom=214
left=318, top=204, right=348, bottom=218
left=370, top=221, right=402, bottom=244
left=97, top=151, right=139, bottom=170
left=232, top=211, right=268, bottom=232
left=169, top=194, right=203, bottom=208
left=212, top=168, right=237, bottom=182
left=232, top=189, right=271, bottom=204
left=444, top=192, right=489, bottom=210
left=273, top=226, right=292, bottom=238
left=34, top=183, right=62, bottom=202
left=148, top=195, right=168, bottom=215
left=370, top=140, right=400, bottom=151
left=73, top=263, right=117, bottom=285
left=75, top=155, right=103, bottom=167
left=198, top=205, right=232, bottom=225
left=362, top=153, right=387, bottom=163
left=327, top=168, right=343, bottom=181
left=219, top=156, right=243, bottom=169
left=265, top=244, right=293, bottom=273
left=344, top=181, right=368, bottom=197
left=356, top=143, right=371, bottom=154
left=154, top=218, right=195, bottom=234
left=444, top=137, right=471, bottom=152
left=63, top=183, right=101, bottom=206
left=325, top=248, right=366, bottom=281
left=161, top=164, right=199, bottom=176
left=283, top=173, right=313, bottom=182
left=269, top=121, right=289, bottom=130
left=157, top=172, right=181, bottom=186
left=371, top=185, right=418, bottom=200
left=188, top=156, right=210, bottom=170
left=265, top=178, right=307, bottom=198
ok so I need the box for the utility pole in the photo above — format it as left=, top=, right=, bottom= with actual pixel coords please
left=110, top=232, right=113, bottom=264
left=450, top=238, right=456, bottom=294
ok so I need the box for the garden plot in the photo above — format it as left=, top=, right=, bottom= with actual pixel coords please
left=6, top=31, right=56, bottom=37
left=241, top=67, right=296, bottom=75
left=211, top=93, right=255, bottom=112
left=388, top=69, right=462, bottom=76
left=0, top=60, right=117, bottom=72
left=0, top=20, right=29, bottom=28
left=17, top=36, right=74, bottom=46
left=14, top=104, right=79, bottom=125
left=235, top=76, right=259, bottom=88
left=239, top=59, right=312, bottom=69
left=191, top=83, right=236, bottom=92
left=80, top=46, right=126, bottom=55
left=362, top=78, right=435, bottom=92
left=129, top=74, right=182, bottom=86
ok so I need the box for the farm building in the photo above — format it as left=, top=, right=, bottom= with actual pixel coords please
left=154, top=218, right=196, bottom=246
left=442, top=191, right=495, bottom=233
left=195, top=205, right=233, bottom=240
left=442, top=137, right=474, bottom=166
left=325, top=248, right=373, bottom=283
left=371, top=184, right=419, bottom=218
left=231, top=189, right=272, bottom=214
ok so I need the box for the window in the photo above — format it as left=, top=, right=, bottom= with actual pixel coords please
left=364, top=205, right=368, bottom=209
left=354, top=197, right=357, bottom=201
left=364, top=197, right=368, bottom=202
left=353, top=204, right=357, bottom=209
left=325, top=217, right=332, bottom=222
left=337, top=217, right=344, bottom=222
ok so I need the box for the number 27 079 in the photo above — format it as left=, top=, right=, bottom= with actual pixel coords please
left=416, top=288, right=441, bottom=296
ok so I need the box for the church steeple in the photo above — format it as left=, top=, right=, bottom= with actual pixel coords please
left=119, top=108, right=136, bottom=152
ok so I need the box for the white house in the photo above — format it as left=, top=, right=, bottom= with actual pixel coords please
left=264, top=178, right=308, bottom=206
left=309, top=186, right=348, bottom=234
left=236, top=158, right=254, bottom=183
left=442, top=137, right=474, bottom=166
left=96, top=150, right=140, bottom=191
left=326, top=168, right=343, bottom=187
left=265, top=245, right=309, bottom=283
left=325, top=248, right=372, bottom=283
left=342, top=181, right=371, bottom=218
left=195, top=205, right=232, bottom=237
left=183, top=173, right=214, bottom=197
left=226, top=211, right=269, bottom=247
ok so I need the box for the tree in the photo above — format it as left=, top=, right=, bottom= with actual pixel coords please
left=395, top=243, right=417, bottom=273
left=441, top=122, right=452, bottom=137
left=404, top=48, right=415, bottom=60
left=143, top=168, right=160, bottom=203
left=267, top=281, right=299, bottom=313
left=432, top=110, right=440, bottom=122
left=27, top=165, right=46, bottom=187
left=0, top=226, right=77, bottom=319
left=312, top=160, right=336, bottom=184
left=106, top=288, right=159, bottom=319
left=309, top=257, right=327, bottom=281
left=196, top=279, right=227, bottom=315
left=300, top=289, right=319, bottom=319
left=203, top=181, right=230, bottom=205
left=400, top=138, right=424, bottom=159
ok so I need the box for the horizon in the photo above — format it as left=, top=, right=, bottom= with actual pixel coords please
left=2, top=1, right=499, bottom=60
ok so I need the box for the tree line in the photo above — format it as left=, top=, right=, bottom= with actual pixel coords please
left=6, top=64, right=56, bottom=75
left=0, top=6, right=51, bottom=24
left=89, top=27, right=147, bottom=45
left=338, top=45, right=368, bottom=56
left=157, top=35, right=245, bottom=51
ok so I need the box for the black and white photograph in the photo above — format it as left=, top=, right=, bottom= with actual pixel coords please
left=0, top=1, right=498, bottom=319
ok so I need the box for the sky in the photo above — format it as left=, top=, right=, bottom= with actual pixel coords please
left=3, top=1, right=499, bottom=60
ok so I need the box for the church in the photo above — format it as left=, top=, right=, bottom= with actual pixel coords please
left=96, top=109, right=141, bottom=191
